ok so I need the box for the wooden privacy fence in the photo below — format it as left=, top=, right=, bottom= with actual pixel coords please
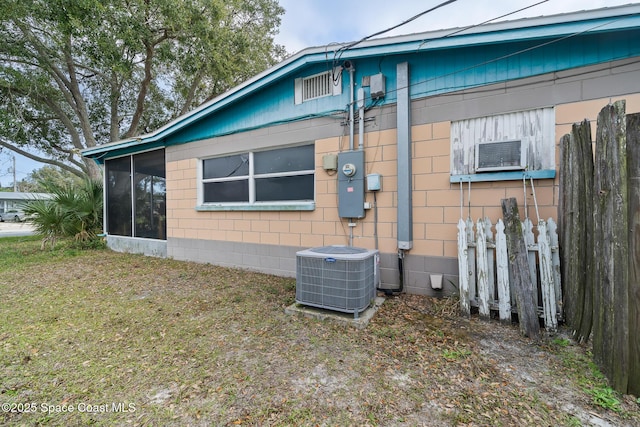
left=559, top=100, right=640, bottom=397
left=457, top=215, right=562, bottom=332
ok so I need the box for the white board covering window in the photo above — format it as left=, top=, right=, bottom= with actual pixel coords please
left=450, top=108, right=555, bottom=179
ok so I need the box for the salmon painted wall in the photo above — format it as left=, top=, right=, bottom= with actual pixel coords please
left=165, top=93, right=640, bottom=263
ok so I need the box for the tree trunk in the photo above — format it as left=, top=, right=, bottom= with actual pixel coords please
left=84, top=159, right=103, bottom=181
left=501, top=197, right=540, bottom=339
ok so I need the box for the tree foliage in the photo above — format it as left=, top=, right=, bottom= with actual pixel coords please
left=18, top=165, right=84, bottom=192
left=0, top=0, right=286, bottom=179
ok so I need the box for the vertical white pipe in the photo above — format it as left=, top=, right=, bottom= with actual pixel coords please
left=358, top=87, right=365, bottom=150
left=349, top=65, right=355, bottom=151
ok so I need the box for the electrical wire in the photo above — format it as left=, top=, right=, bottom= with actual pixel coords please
left=330, top=0, right=548, bottom=91
left=333, top=0, right=459, bottom=62
left=419, top=0, right=550, bottom=45
left=331, top=0, right=460, bottom=78
left=416, top=16, right=630, bottom=92
left=336, top=13, right=633, bottom=113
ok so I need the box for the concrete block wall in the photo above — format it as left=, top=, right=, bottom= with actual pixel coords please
left=162, top=57, right=640, bottom=295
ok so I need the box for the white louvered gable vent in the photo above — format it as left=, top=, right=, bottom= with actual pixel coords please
left=294, top=69, right=342, bottom=104
left=475, top=139, right=527, bottom=172
left=304, top=72, right=331, bottom=100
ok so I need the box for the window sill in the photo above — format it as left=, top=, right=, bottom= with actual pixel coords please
left=195, top=202, right=315, bottom=212
left=449, top=169, right=556, bottom=183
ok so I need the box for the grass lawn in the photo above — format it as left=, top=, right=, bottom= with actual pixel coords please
left=1, top=236, right=638, bottom=426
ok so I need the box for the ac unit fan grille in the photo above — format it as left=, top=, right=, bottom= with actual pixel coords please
left=295, top=246, right=377, bottom=316
left=475, top=140, right=525, bottom=172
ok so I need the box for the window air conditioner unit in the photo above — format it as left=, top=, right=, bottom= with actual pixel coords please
left=295, top=245, right=378, bottom=319
left=475, top=139, right=527, bottom=172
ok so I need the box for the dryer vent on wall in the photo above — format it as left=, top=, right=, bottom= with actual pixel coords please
left=295, top=245, right=378, bottom=318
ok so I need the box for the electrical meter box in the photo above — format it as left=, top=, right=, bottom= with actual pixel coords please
left=338, top=151, right=365, bottom=218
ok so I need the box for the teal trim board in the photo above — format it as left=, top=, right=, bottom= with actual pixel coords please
left=449, top=170, right=556, bottom=183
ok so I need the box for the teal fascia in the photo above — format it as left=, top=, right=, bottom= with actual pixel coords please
left=81, top=6, right=640, bottom=163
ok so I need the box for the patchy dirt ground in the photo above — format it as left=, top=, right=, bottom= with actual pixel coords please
left=0, top=239, right=638, bottom=426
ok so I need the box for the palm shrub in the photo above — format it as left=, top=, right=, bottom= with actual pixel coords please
left=23, top=178, right=103, bottom=249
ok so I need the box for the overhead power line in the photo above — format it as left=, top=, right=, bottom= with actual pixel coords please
left=436, top=0, right=550, bottom=41
left=333, top=0, right=460, bottom=64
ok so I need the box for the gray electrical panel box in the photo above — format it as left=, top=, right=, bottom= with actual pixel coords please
left=338, top=151, right=365, bottom=218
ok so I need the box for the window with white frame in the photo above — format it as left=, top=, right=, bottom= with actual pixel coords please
left=200, top=144, right=315, bottom=205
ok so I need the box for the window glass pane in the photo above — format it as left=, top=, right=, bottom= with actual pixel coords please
left=254, top=145, right=314, bottom=174
left=255, top=175, right=314, bottom=202
left=204, top=180, right=249, bottom=203
left=203, top=153, right=249, bottom=179
left=106, top=156, right=132, bottom=236
left=134, top=150, right=166, bottom=239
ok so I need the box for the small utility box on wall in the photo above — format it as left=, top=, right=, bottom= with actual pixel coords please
left=322, top=153, right=338, bottom=171
left=370, top=73, right=386, bottom=99
left=366, top=173, right=381, bottom=191
left=338, top=151, right=365, bottom=218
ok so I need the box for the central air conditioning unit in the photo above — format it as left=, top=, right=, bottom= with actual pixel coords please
left=296, top=245, right=378, bottom=319
left=475, top=139, right=527, bottom=172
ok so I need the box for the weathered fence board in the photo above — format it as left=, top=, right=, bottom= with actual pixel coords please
left=502, top=198, right=540, bottom=339
left=457, top=218, right=470, bottom=317
left=547, top=219, right=563, bottom=323
left=495, top=219, right=511, bottom=323
left=559, top=101, right=640, bottom=396
left=466, top=217, right=476, bottom=305
left=626, top=112, right=640, bottom=397
left=593, top=100, right=629, bottom=392
left=560, top=121, right=595, bottom=343
left=538, top=220, right=558, bottom=333
left=483, top=217, right=496, bottom=308
left=476, top=218, right=490, bottom=319
left=522, top=218, right=539, bottom=308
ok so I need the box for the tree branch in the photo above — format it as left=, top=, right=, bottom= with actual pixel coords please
left=123, top=40, right=155, bottom=138
left=179, top=69, right=204, bottom=116
left=63, top=36, right=97, bottom=148
left=0, top=139, right=85, bottom=177
left=0, top=81, right=84, bottom=151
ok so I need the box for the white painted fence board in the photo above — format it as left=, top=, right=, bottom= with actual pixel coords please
left=538, top=220, right=558, bottom=332
left=548, top=218, right=563, bottom=320
left=457, top=216, right=562, bottom=332
left=484, top=217, right=496, bottom=303
left=495, top=219, right=512, bottom=323
left=522, top=218, right=539, bottom=308
left=476, top=219, right=490, bottom=319
left=457, top=218, right=470, bottom=316
left=466, top=217, right=476, bottom=304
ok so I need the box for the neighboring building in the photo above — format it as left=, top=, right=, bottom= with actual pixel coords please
left=83, top=5, right=640, bottom=295
left=0, top=192, right=51, bottom=221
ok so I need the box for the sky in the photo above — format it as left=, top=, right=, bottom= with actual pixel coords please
left=2, top=0, right=636, bottom=186
left=274, top=0, right=635, bottom=54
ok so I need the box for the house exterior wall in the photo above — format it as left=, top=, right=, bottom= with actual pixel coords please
left=163, top=57, right=640, bottom=295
